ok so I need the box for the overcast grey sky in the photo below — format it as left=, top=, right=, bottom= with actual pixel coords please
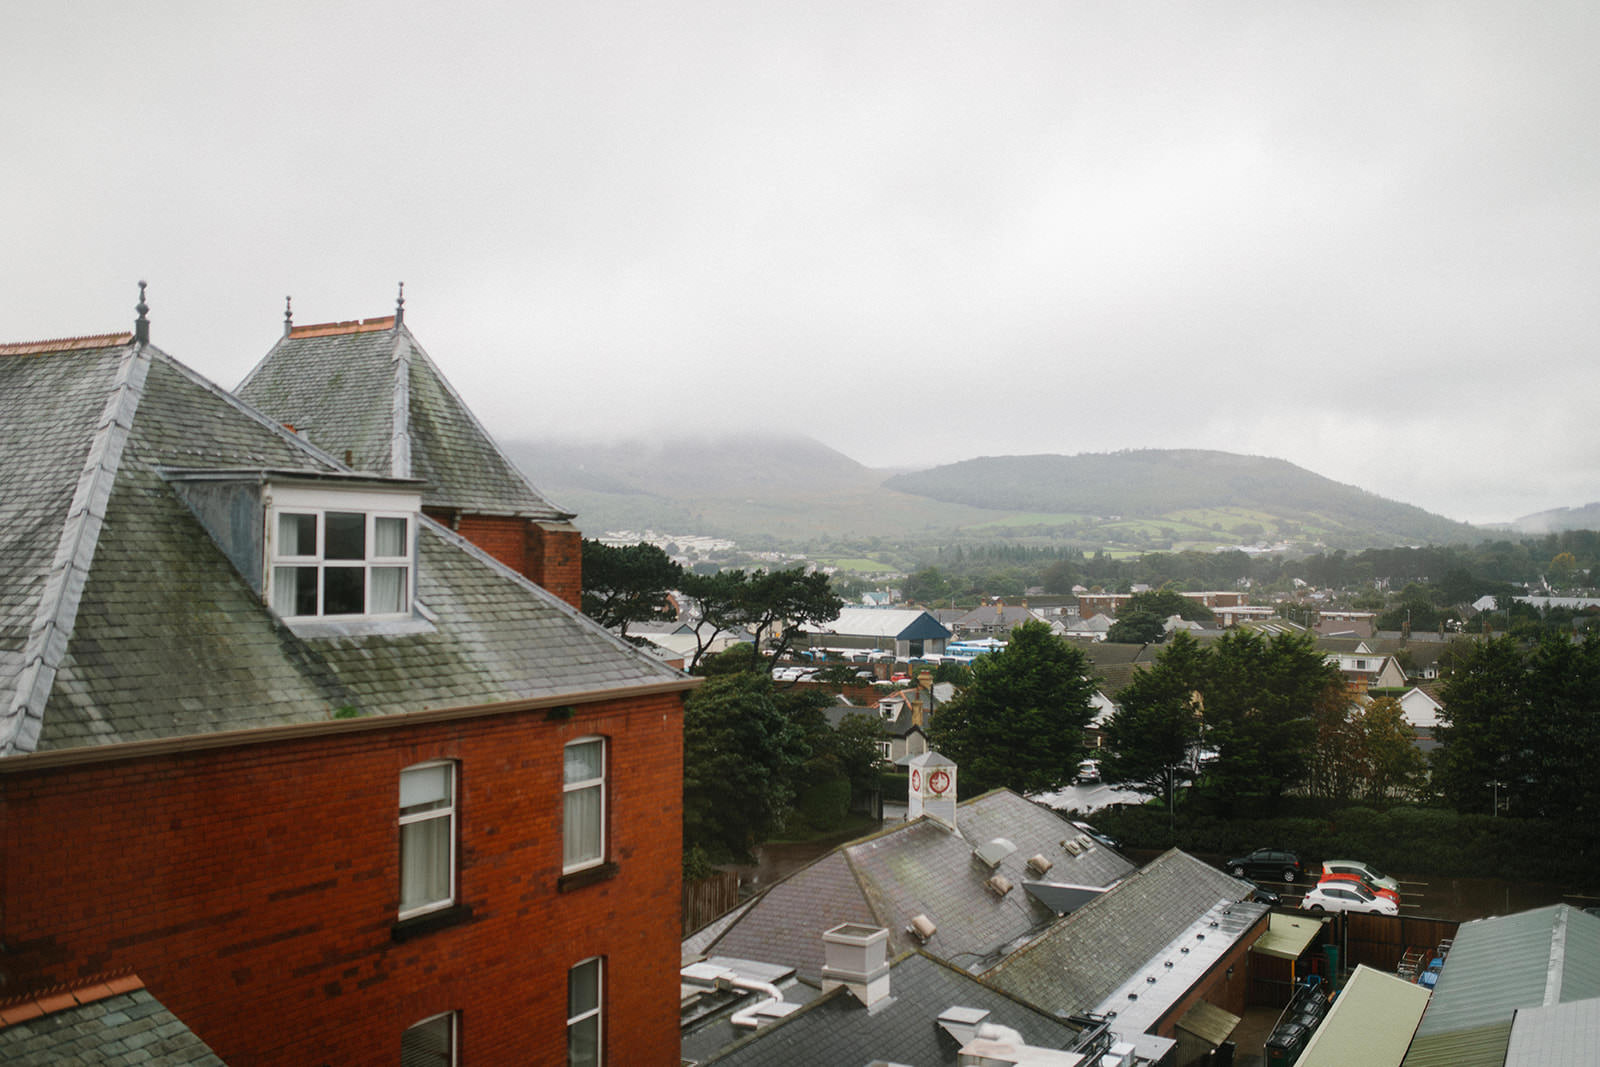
left=5, top=3, right=1596, bottom=526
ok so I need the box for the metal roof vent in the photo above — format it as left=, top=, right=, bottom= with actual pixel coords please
left=1063, top=839, right=1083, bottom=856
left=986, top=874, right=1014, bottom=897
left=1076, top=833, right=1094, bottom=850
left=973, top=837, right=1017, bottom=869
left=821, top=923, right=891, bottom=1008
left=1026, top=853, right=1053, bottom=876
left=908, top=914, right=937, bottom=943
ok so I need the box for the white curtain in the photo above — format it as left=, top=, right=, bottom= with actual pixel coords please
left=371, top=566, right=406, bottom=613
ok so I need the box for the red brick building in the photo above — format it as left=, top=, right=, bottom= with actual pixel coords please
left=0, top=302, right=693, bottom=1063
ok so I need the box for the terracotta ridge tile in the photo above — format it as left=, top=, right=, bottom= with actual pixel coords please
left=0, top=332, right=135, bottom=356
left=289, top=315, right=396, bottom=338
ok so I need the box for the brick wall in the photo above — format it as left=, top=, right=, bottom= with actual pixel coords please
left=0, top=692, right=684, bottom=1065
left=528, top=522, right=583, bottom=610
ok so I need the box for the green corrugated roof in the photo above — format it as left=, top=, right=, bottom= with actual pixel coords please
left=1402, top=906, right=1600, bottom=1067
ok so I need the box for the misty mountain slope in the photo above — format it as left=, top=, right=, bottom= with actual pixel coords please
left=504, top=435, right=1483, bottom=550
left=505, top=433, right=880, bottom=499
left=1509, top=502, right=1600, bottom=534
left=884, top=450, right=1479, bottom=544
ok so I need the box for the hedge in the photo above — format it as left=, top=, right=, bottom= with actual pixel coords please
left=1079, top=801, right=1598, bottom=886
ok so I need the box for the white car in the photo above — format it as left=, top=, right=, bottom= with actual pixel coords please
left=1300, top=882, right=1397, bottom=916
left=1320, top=859, right=1400, bottom=895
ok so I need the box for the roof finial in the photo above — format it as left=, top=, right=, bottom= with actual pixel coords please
left=395, top=281, right=405, bottom=326
left=283, top=295, right=293, bottom=336
left=134, top=280, right=150, bottom=345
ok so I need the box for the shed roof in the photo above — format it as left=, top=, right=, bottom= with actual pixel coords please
left=1403, top=905, right=1600, bottom=1067
left=805, top=607, right=952, bottom=642
left=1298, top=965, right=1431, bottom=1067
left=1504, top=994, right=1600, bottom=1065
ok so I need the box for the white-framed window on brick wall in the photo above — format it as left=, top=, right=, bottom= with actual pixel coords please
left=563, top=738, right=606, bottom=873
left=399, top=760, right=456, bottom=918
left=401, top=1010, right=457, bottom=1066
left=568, top=956, right=602, bottom=1066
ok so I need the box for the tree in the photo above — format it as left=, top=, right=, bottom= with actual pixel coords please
left=1201, top=630, right=1347, bottom=805
left=1434, top=633, right=1600, bottom=820
left=904, top=567, right=954, bottom=605
left=680, top=567, right=844, bottom=673
left=681, top=673, right=809, bottom=862
left=1100, top=631, right=1208, bottom=803
left=1106, top=608, right=1167, bottom=644
left=1358, top=696, right=1427, bottom=801
left=926, top=620, right=1097, bottom=794
left=580, top=540, right=682, bottom=637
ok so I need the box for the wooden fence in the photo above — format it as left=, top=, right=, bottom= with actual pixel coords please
left=682, top=870, right=741, bottom=937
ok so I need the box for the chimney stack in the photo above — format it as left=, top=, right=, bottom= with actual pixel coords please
left=821, top=923, right=890, bottom=1008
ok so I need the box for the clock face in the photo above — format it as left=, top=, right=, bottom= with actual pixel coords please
left=910, top=769, right=922, bottom=793
left=929, top=769, right=951, bottom=795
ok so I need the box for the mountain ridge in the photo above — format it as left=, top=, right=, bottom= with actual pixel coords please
left=503, top=434, right=1483, bottom=551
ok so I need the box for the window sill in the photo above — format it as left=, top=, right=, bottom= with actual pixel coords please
left=391, top=903, right=473, bottom=942
left=558, top=861, right=619, bottom=894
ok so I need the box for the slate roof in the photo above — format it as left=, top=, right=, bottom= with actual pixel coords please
left=0, top=978, right=224, bottom=1065
left=236, top=315, right=569, bottom=519
left=704, top=951, right=1082, bottom=1067
left=1403, top=904, right=1600, bottom=1067
left=983, top=849, right=1257, bottom=1016
left=695, top=790, right=1135, bottom=982
left=1, top=335, right=685, bottom=756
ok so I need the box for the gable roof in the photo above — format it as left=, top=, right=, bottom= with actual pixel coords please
left=704, top=952, right=1083, bottom=1066
left=696, top=791, right=1134, bottom=982
left=983, top=849, right=1257, bottom=1016
left=237, top=315, right=569, bottom=519
left=1403, top=904, right=1600, bottom=1067
left=805, top=607, right=952, bottom=642
left=1, top=334, right=686, bottom=757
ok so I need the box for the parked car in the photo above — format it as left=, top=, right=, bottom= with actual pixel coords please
left=1070, top=820, right=1121, bottom=851
left=1226, top=848, right=1303, bottom=883
left=1318, top=871, right=1399, bottom=904
left=1242, top=879, right=1282, bottom=907
left=1075, top=759, right=1102, bottom=784
left=1300, top=881, right=1398, bottom=916
left=1320, top=859, right=1400, bottom=895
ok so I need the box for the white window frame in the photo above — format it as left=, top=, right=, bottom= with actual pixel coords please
left=401, top=1010, right=457, bottom=1066
left=398, top=760, right=457, bottom=919
left=875, top=740, right=893, bottom=763
left=568, top=957, right=602, bottom=1067
left=265, top=484, right=420, bottom=621
left=563, top=738, right=607, bottom=874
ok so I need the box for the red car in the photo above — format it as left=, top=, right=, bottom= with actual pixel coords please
left=1317, top=871, right=1399, bottom=904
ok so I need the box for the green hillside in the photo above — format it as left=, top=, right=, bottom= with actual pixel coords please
left=504, top=437, right=1482, bottom=553
left=884, top=450, right=1479, bottom=546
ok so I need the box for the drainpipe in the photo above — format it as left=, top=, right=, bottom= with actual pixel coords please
left=729, top=977, right=786, bottom=1029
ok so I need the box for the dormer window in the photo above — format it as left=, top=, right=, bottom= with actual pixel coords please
left=266, top=484, right=421, bottom=620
